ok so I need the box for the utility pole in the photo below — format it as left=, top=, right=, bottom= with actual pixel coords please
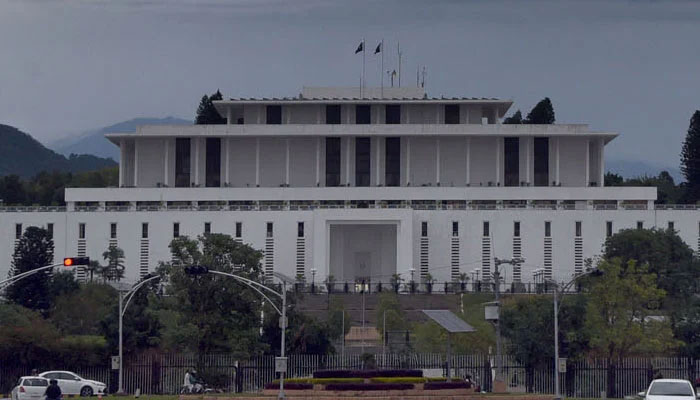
left=492, top=257, right=524, bottom=386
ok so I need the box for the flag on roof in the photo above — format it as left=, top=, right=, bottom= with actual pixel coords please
left=374, top=42, right=381, bottom=54
left=355, top=41, right=364, bottom=54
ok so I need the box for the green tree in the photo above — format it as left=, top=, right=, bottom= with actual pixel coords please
left=6, top=227, right=54, bottom=311
left=195, top=90, right=227, bottom=125
left=524, top=98, right=555, bottom=124
left=48, top=271, right=80, bottom=302
left=102, top=246, right=126, bottom=282
left=680, top=110, right=700, bottom=202
left=0, top=303, right=60, bottom=367
left=604, top=172, right=624, bottom=186
left=327, top=296, right=351, bottom=340
left=503, top=110, right=523, bottom=124
left=584, top=258, right=678, bottom=362
left=156, top=234, right=264, bottom=356
left=262, top=294, right=334, bottom=355
left=376, top=292, right=408, bottom=335
left=51, top=283, right=116, bottom=335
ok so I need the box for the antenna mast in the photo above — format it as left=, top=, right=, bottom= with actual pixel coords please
left=397, top=42, right=402, bottom=87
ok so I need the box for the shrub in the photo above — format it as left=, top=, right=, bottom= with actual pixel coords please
left=425, top=377, right=448, bottom=382
left=270, top=378, right=364, bottom=385
left=424, top=381, right=471, bottom=390
left=370, top=377, right=426, bottom=384
left=325, top=383, right=414, bottom=391
left=264, top=382, right=312, bottom=390
left=313, top=369, right=423, bottom=378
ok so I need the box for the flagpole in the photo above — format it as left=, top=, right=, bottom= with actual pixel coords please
left=397, top=41, right=402, bottom=87
left=380, top=39, right=384, bottom=98
left=362, top=38, right=366, bottom=99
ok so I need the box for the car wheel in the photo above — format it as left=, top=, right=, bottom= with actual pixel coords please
left=80, top=386, right=94, bottom=397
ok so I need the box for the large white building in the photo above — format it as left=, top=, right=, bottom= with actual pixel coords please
left=1, top=86, right=695, bottom=287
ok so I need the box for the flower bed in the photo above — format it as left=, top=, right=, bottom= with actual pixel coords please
left=324, top=382, right=414, bottom=391
left=369, top=377, right=428, bottom=384
left=424, top=380, right=472, bottom=390
left=312, top=369, right=423, bottom=378
left=263, top=382, right=312, bottom=390
left=269, top=377, right=364, bottom=385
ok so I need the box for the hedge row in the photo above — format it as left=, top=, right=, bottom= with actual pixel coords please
left=424, top=381, right=472, bottom=390
left=263, top=382, right=312, bottom=390
left=270, top=377, right=364, bottom=385
left=324, top=382, right=414, bottom=391
left=313, top=369, right=423, bottom=378
left=370, top=377, right=430, bottom=384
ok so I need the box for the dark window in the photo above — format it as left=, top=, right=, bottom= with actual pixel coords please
left=545, top=221, right=551, bottom=237
left=47, top=223, right=53, bottom=239
left=355, top=137, right=371, bottom=187
left=298, top=222, right=304, bottom=237
left=483, top=221, right=490, bottom=237
left=421, top=221, right=428, bottom=237
left=668, top=221, right=674, bottom=231
left=637, top=221, right=644, bottom=230
left=15, top=223, right=22, bottom=239
left=204, top=222, right=211, bottom=234
left=79, top=223, right=86, bottom=239
left=235, top=222, right=242, bottom=238
left=175, top=138, right=191, bottom=187
left=266, top=222, right=273, bottom=238
left=205, top=138, right=221, bottom=187
left=575, top=221, right=582, bottom=237
left=445, top=105, right=460, bottom=124
left=534, top=138, right=549, bottom=186
left=236, top=117, right=244, bottom=125
left=385, top=137, right=401, bottom=186
left=385, top=104, right=401, bottom=124
left=326, top=105, right=341, bottom=124
left=452, top=221, right=459, bottom=237
left=514, top=221, right=520, bottom=237
left=504, top=137, right=519, bottom=187
left=173, top=222, right=180, bottom=238
left=142, top=223, right=148, bottom=239
left=606, top=221, right=613, bottom=237
left=325, top=137, right=341, bottom=186
left=355, top=105, right=371, bottom=124
left=266, top=105, right=282, bottom=124
left=110, top=223, right=117, bottom=239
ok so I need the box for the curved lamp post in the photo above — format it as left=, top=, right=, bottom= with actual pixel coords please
left=185, top=267, right=291, bottom=400
left=544, top=267, right=600, bottom=400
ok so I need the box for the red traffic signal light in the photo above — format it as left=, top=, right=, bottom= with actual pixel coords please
left=184, top=265, right=209, bottom=275
left=64, top=257, right=90, bottom=266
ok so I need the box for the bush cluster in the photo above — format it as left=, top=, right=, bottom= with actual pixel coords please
left=264, top=382, right=312, bottom=390
left=424, top=381, right=472, bottom=390
left=370, top=377, right=427, bottom=384
left=313, top=369, right=422, bottom=378
left=270, top=377, right=363, bottom=385
left=325, top=382, right=414, bottom=391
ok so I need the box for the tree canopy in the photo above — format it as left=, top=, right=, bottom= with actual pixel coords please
left=6, top=226, right=54, bottom=312
left=680, top=110, right=700, bottom=202
left=524, top=97, right=555, bottom=124
left=195, top=90, right=227, bottom=125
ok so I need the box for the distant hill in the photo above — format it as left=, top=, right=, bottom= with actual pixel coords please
left=606, top=159, right=682, bottom=183
left=0, top=124, right=116, bottom=178
left=49, top=117, right=191, bottom=161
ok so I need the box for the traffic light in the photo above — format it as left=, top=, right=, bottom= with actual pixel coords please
left=184, top=265, right=209, bottom=275
left=64, top=257, right=90, bottom=266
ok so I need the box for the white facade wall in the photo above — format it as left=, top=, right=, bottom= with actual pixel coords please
left=470, top=137, right=499, bottom=186
left=559, top=136, right=588, bottom=187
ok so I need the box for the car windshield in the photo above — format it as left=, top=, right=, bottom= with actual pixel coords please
left=23, top=379, right=48, bottom=387
left=649, top=382, right=693, bottom=396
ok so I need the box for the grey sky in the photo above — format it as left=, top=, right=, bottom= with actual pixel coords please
left=1, top=0, right=699, bottom=167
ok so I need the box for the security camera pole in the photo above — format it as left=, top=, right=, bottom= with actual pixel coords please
left=492, top=257, right=524, bottom=385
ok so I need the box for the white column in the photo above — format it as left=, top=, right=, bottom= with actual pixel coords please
left=255, top=137, right=260, bottom=187
left=285, top=138, right=290, bottom=186
left=465, top=137, right=471, bottom=185
left=526, top=137, right=531, bottom=185
left=555, top=137, right=560, bottom=185
left=345, top=138, right=351, bottom=186
left=226, top=107, right=232, bottom=125
left=134, top=140, right=139, bottom=187
left=284, top=107, right=291, bottom=124
left=376, top=137, right=381, bottom=185
left=163, top=139, right=169, bottom=186
left=584, top=139, right=590, bottom=186
left=406, top=137, right=411, bottom=185
left=436, top=137, right=441, bottom=185
left=316, top=137, right=321, bottom=186
left=316, top=106, right=321, bottom=124
left=495, top=137, right=500, bottom=185
left=119, top=139, right=125, bottom=187
left=225, top=138, right=230, bottom=185
left=599, top=138, right=605, bottom=187
left=194, top=138, right=199, bottom=186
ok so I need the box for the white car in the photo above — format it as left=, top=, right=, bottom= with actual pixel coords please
left=11, top=376, right=49, bottom=400
left=639, top=379, right=699, bottom=400
left=38, top=371, right=106, bottom=397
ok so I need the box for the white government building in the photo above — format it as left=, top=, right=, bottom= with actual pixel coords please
left=1, top=86, right=694, bottom=287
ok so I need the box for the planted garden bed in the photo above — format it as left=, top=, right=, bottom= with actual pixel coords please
left=312, top=369, right=422, bottom=378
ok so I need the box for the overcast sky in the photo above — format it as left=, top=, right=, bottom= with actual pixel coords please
left=1, top=0, right=699, bottom=167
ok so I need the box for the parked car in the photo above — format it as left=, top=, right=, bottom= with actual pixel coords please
left=38, top=371, right=106, bottom=397
left=11, top=376, right=49, bottom=400
left=639, top=379, right=699, bottom=400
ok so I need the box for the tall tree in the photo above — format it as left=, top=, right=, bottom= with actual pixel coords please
left=102, top=246, right=126, bottom=282
left=195, top=90, right=227, bottom=125
left=524, top=97, right=555, bottom=124
left=503, top=110, right=523, bottom=124
left=680, top=110, right=700, bottom=202
left=6, top=227, right=54, bottom=311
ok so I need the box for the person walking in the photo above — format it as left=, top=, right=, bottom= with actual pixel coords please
left=45, top=379, right=61, bottom=400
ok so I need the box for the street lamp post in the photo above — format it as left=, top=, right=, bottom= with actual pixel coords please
left=491, top=257, right=524, bottom=385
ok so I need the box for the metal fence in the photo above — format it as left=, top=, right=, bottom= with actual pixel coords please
left=1, top=354, right=697, bottom=397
